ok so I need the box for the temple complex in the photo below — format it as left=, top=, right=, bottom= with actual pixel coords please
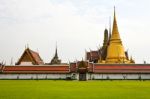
left=0, top=7, right=150, bottom=81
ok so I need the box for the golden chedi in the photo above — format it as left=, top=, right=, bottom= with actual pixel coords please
left=106, top=8, right=134, bottom=63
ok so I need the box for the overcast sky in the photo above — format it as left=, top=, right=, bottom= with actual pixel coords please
left=0, top=0, right=150, bottom=64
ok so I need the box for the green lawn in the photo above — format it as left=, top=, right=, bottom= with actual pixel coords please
left=0, top=80, right=150, bottom=99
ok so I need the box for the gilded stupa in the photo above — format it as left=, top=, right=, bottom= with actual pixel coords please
left=106, top=7, right=129, bottom=63
left=105, top=7, right=135, bottom=63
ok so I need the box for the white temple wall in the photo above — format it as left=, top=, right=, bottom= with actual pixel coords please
left=141, top=74, right=150, bottom=79
left=0, top=73, right=150, bottom=80
left=0, top=74, right=18, bottom=79
left=87, top=73, right=92, bottom=80
left=126, top=74, right=139, bottom=79
left=90, top=74, right=150, bottom=80
left=76, top=73, right=79, bottom=80
left=0, top=74, right=70, bottom=80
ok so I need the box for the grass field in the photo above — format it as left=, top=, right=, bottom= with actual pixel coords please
left=0, top=80, right=150, bottom=99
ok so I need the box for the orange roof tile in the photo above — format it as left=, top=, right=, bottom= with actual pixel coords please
left=94, top=65, right=150, bottom=73
left=29, top=49, right=44, bottom=65
left=3, top=65, right=69, bottom=74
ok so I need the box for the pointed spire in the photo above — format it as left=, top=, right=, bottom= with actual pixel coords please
left=109, top=16, right=111, bottom=35
left=54, top=44, right=58, bottom=58
left=110, top=6, right=121, bottom=42
left=105, top=6, right=130, bottom=63
left=103, top=28, right=108, bottom=47
left=130, top=56, right=135, bottom=63
left=125, top=50, right=129, bottom=60
left=108, top=16, right=112, bottom=45
left=113, top=6, right=117, bottom=25
left=114, top=6, right=116, bottom=18
left=108, top=31, right=111, bottom=45
left=50, top=43, right=61, bottom=65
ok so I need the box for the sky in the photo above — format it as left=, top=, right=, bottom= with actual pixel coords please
left=0, top=0, right=150, bottom=64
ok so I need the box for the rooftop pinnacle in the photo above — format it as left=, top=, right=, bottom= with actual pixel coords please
left=110, top=7, right=121, bottom=43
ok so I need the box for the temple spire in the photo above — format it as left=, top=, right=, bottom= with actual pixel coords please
left=111, top=6, right=121, bottom=42
left=54, top=44, right=58, bottom=58
left=109, top=16, right=111, bottom=35
left=103, top=29, right=108, bottom=47
left=108, top=16, right=112, bottom=45
left=105, top=7, right=130, bottom=63
left=50, top=44, right=61, bottom=65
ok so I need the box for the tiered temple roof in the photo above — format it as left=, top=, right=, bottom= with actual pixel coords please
left=16, top=48, right=44, bottom=65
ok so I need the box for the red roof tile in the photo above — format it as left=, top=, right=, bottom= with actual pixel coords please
left=4, top=71, right=69, bottom=74
left=94, top=65, right=150, bottom=73
left=3, top=65, right=69, bottom=74
left=29, top=49, right=44, bottom=65
left=94, top=65, right=150, bottom=69
left=91, top=51, right=99, bottom=57
left=86, top=51, right=99, bottom=60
